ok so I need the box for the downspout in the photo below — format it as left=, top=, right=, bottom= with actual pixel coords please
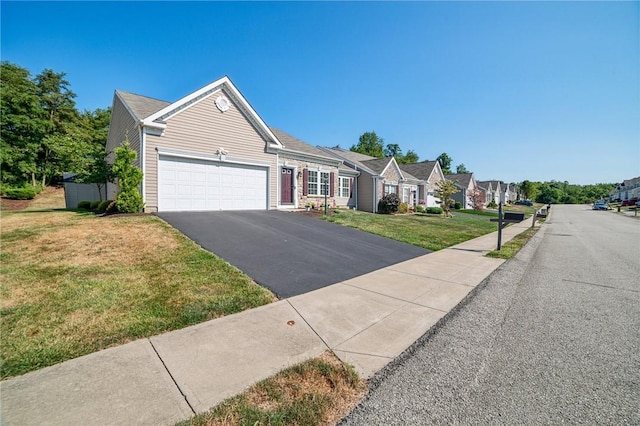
left=373, top=176, right=378, bottom=213
left=139, top=124, right=145, bottom=210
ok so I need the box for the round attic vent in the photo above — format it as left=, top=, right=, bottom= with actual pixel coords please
left=215, top=96, right=230, bottom=112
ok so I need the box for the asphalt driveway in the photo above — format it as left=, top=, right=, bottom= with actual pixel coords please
left=157, top=210, right=430, bottom=298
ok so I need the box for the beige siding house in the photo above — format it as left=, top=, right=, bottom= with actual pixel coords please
left=396, top=161, right=446, bottom=207
left=319, top=148, right=431, bottom=212
left=444, top=173, right=478, bottom=209
left=106, top=76, right=357, bottom=212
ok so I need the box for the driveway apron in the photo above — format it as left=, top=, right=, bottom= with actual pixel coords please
left=157, top=211, right=430, bottom=298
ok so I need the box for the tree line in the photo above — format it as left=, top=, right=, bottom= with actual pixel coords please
left=1, top=61, right=616, bottom=206
left=519, top=180, right=615, bottom=204
left=0, top=61, right=111, bottom=194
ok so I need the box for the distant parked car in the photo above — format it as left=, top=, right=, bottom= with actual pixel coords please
left=592, top=201, right=610, bottom=210
left=621, top=198, right=638, bottom=206
left=515, top=200, right=533, bottom=206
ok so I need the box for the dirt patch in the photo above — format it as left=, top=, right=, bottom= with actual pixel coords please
left=3, top=214, right=179, bottom=269
left=0, top=185, right=66, bottom=211
left=0, top=198, right=31, bottom=211
left=296, top=208, right=338, bottom=218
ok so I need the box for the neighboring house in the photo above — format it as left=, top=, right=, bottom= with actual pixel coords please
left=398, top=161, right=447, bottom=207
left=106, top=76, right=358, bottom=212
left=611, top=176, right=640, bottom=202
left=444, top=173, right=477, bottom=209
left=477, top=180, right=503, bottom=205
left=507, top=183, right=519, bottom=203
left=318, top=148, right=433, bottom=212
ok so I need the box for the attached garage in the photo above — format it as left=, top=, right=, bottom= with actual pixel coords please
left=157, top=154, right=268, bottom=212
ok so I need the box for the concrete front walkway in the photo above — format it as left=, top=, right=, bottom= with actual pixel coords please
left=0, top=218, right=538, bottom=426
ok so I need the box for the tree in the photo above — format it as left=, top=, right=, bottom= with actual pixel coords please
left=34, top=69, right=80, bottom=186
left=469, top=186, right=485, bottom=211
left=456, top=163, right=469, bottom=174
left=384, top=143, right=402, bottom=158
left=436, top=153, right=453, bottom=174
left=0, top=61, right=48, bottom=186
left=519, top=180, right=538, bottom=201
left=112, top=140, right=143, bottom=213
left=435, top=180, right=458, bottom=217
left=401, top=150, right=419, bottom=164
left=73, top=108, right=114, bottom=199
left=351, top=131, right=384, bottom=158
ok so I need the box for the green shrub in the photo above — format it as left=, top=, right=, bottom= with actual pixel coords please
left=112, top=141, right=144, bottom=213
left=454, top=201, right=462, bottom=210
left=4, top=186, right=37, bottom=200
left=398, top=202, right=409, bottom=214
left=378, top=193, right=400, bottom=214
left=426, top=207, right=443, bottom=214
left=416, top=205, right=425, bottom=213
left=97, top=200, right=112, bottom=213
left=77, top=201, right=91, bottom=210
left=90, top=201, right=101, bottom=210
left=487, top=200, right=497, bottom=208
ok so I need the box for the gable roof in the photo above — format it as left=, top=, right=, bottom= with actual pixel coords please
left=477, top=180, right=502, bottom=191
left=361, top=157, right=394, bottom=175
left=115, top=90, right=170, bottom=121
left=125, top=76, right=282, bottom=150
left=398, top=161, right=441, bottom=182
left=445, top=173, right=475, bottom=189
left=320, top=147, right=378, bottom=163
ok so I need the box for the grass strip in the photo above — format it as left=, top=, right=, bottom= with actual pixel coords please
left=178, top=352, right=366, bottom=426
left=324, top=209, right=496, bottom=251
left=485, top=227, right=540, bottom=259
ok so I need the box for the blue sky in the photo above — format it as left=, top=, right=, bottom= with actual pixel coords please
left=2, top=1, right=638, bottom=185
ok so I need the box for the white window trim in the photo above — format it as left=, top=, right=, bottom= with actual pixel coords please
left=338, top=176, right=351, bottom=198
left=308, top=169, right=330, bottom=196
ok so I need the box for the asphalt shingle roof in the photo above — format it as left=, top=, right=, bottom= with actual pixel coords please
left=116, top=90, right=170, bottom=121
left=445, top=173, right=474, bottom=189
left=398, top=161, right=439, bottom=181
left=360, top=158, right=394, bottom=175
left=270, top=128, right=333, bottom=159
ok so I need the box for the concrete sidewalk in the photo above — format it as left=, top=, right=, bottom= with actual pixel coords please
left=0, top=218, right=538, bottom=426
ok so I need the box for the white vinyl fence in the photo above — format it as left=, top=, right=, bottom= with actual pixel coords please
left=63, top=173, right=107, bottom=209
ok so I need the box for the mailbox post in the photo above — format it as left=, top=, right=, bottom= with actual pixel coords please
left=497, top=197, right=503, bottom=250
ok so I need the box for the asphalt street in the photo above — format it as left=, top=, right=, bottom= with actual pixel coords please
left=157, top=210, right=429, bottom=298
left=342, top=205, right=640, bottom=425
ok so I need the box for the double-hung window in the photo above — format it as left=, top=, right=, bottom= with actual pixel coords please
left=338, top=177, right=351, bottom=198
left=384, top=184, right=397, bottom=195
left=308, top=170, right=329, bottom=196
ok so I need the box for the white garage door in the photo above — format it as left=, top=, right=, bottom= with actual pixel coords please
left=158, top=155, right=268, bottom=211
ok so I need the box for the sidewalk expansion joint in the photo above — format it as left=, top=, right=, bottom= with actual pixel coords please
left=380, top=269, right=477, bottom=288
left=330, top=302, right=415, bottom=349
left=286, top=300, right=331, bottom=350
left=340, top=282, right=448, bottom=313
left=148, top=339, right=196, bottom=415
left=334, top=349, right=394, bottom=360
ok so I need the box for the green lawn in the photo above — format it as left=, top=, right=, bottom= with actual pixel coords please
left=0, top=210, right=275, bottom=379
left=324, top=209, right=497, bottom=251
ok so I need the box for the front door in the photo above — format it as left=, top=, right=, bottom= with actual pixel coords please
left=281, top=168, right=294, bottom=204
